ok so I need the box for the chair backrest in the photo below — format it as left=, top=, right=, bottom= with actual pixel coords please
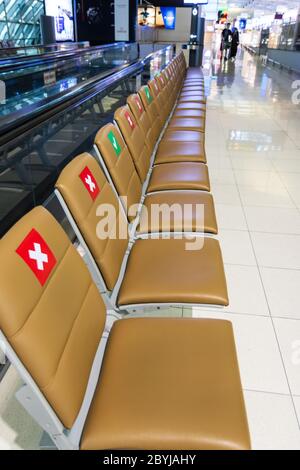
left=156, top=71, right=175, bottom=115
left=55, top=153, right=128, bottom=292
left=114, top=105, right=151, bottom=183
left=0, top=206, right=106, bottom=430
left=148, top=78, right=169, bottom=125
left=139, top=85, right=163, bottom=144
left=126, top=93, right=154, bottom=153
left=94, top=123, right=142, bottom=221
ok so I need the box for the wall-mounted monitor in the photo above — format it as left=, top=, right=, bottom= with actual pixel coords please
left=157, top=7, right=176, bottom=30
left=44, top=0, right=75, bottom=42
left=138, top=6, right=176, bottom=30
left=138, top=6, right=156, bottom=27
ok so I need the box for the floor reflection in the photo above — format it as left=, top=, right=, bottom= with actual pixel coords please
left=203, top=33, right=300, bottom=152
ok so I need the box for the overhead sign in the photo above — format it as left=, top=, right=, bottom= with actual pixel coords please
left=115, top=0, right=129, bottom=41
left=239, top=18, right=247, bottom=30
left=44, top=0, right=75, bottom=42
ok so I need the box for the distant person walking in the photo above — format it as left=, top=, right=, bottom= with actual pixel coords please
left=220, top=23, right=232, bottom=61
left=229, top=27, right=240, bottom=60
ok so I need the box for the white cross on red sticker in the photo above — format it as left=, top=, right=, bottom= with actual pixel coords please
left=16, top=229, right=57, bottom=286
left=125, top=111, right=135, bottom=129
left=79, top=166, right=100, bottom=201
left=135, top=97, right=143, bottom=114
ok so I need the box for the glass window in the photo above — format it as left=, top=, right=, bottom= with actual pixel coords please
left=0, top=0, right=44, bottom=47
left=0, top=21, right=9, bottom=41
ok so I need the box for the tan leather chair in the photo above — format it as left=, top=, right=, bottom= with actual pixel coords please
left=138, top=85, right=206, bottom=146
left=113, top=106, right=152, bottom=183
left=126, top=93, right=155, bottom=153
left=148, top=78, right=169, bottom=125
left=148, top=77, right=206, bottom=133
left=179, top=93, right=207, bottom=105
left=172, top=109, right=206, bottom=119
left=157, top=70, right=176, bottom=114
left=186, top=68, right=205, bottom=78
left=176, top=101, right=206, bottom=112
left=148, top=60, right=205, bottom=132
left=93, top=128, right=217, bottom=234
left=182, top=87, right=205, bottom=93
left=94, top=126, right=143, bottom=221
left=139, top=85, right=163, bottom=142
left=0, top=206, right=251, bottom=450
left=147, top=161, right=210, bottom=193
left=182, top=80, right=205, bottom=89
left=155, top=139, right=207, bottom=165
left=55, top=153, right=227, bottom=308
left=167, top=116, right=206, bottom=132
left=114, top=106, right=211, bottom=192
left=162, top=128, right=206, bottom=145
left=127, top=94, right=207, bottom=165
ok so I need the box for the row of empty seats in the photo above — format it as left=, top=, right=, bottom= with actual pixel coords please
left=56, top=52, right=228, bottom=310
left=0, top=52, right=251, bottom=450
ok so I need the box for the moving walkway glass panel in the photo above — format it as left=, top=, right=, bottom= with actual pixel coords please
left=0, top=43, right=139, bottom=118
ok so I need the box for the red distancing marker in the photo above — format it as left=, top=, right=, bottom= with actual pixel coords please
left=135, top=97, right=143, bottom=113
left=79, top=166, right=100, bottom=201
left=125, top=111, right=135, bottom=129
left=16, top=229, right=57, bottom=286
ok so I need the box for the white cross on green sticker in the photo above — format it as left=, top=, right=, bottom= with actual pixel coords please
left=108, top=131, right=121, bottom=157
left=145, top=86, right=153, bottom=104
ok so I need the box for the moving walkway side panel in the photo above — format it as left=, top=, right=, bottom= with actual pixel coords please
left=0, top=46, right=173, bottom=238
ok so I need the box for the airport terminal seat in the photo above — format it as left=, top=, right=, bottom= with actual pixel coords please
left=176, top=101, right=206, bottom=112
left=0, top=206, right=250, bottom=450
left=55, top=153, right=226, bottom=307
left=81, top=317, right=251, bottom=450
left=167, top=116, right=206, bottom=132
left=138, top=85, right=206, bottom=146
left=114, top=106, right=210, bottom=192
left=127, top=94, right=207, bottom=164
left=146, top=161, right=210, bottom=193
left=94, top=125, right=217, bottom=234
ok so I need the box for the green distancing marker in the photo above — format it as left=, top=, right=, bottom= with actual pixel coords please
left=108, top=130, right=121, bottom=157
left=145, top=86, right=153, bottom=104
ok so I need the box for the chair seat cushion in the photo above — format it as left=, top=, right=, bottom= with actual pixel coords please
left=117, top=237, right=228, bottom=306
left=162, top=129, right=205, bottom=143
left=173, top=109, right=206, bottom=119
left=155, top=140, right=206, bottom=165
left=80, top=317, right=250, bottom=450
left=147, top=162, right=210, bottom=192
left=179, top=95, right=206, bottom=104
left=184, top=79, right=204, bottom=84
left=168, top=117, right=205, bottom=132
left=138, top=191, right=217, bottom=234
left=182, top=86, right=205, bottom=92
left=181, top=91, right=206, bottom=97
left=186, top=70, right=204, bottom=78
left=176, top=102, right=206, bottom=112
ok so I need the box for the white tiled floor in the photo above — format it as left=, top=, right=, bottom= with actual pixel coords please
left=188, top=47, right=300, bottom=449
left=1, top=47, right=300, bottom=450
